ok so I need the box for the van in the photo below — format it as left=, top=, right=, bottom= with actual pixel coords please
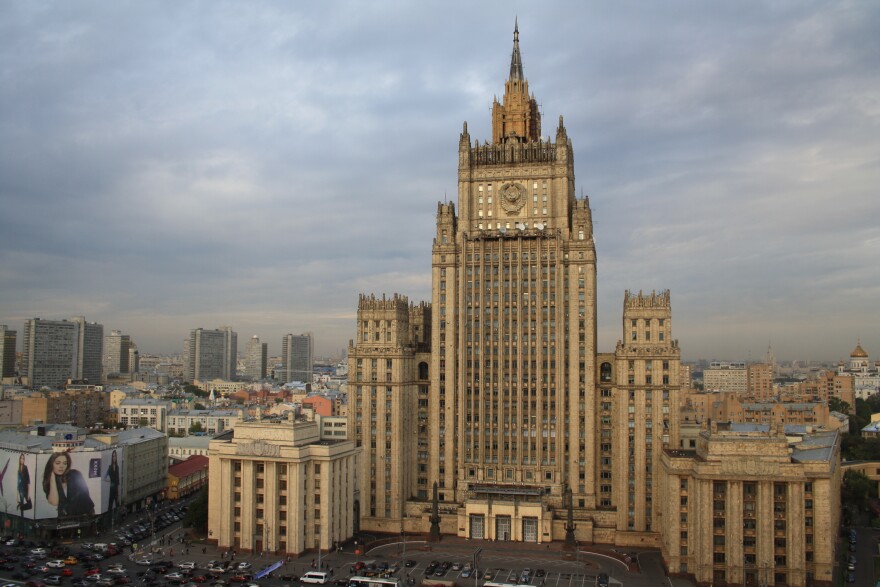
left=302, top=571, right=331, bottom=584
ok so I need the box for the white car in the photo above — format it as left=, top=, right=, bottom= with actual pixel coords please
left=178, top=561, right=196, bottom=570
left=237, top=562, right=252, bottom=570
left=165, top=573, right=184, bottom=580
left=136, top=558, right=153, bottom=566
left=30, top=547, right=47, bottom=557
left=105, top=567, right=127, bottom=575
left=47, top=560, right=66, bottom=568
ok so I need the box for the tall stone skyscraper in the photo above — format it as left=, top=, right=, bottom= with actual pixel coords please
left=0, top=325, right=16, bottom=379
left=244, top=335, right=268, bottom=381
left=348, top=24, right=680, bottom=545
left=280, top=333, right=313, bottom=384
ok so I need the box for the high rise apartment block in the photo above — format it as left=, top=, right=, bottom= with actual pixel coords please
left=244, top=335, right=268, bottom=381
left=348, top=26, right=680, bottom=545
left=103, top=329, right=132, bottom=376
left=21, top=317, right=103, bottom=389
left=281, top=333, right=313, bottom=384
left=0, top=325, right=15, bottom=379
left=70, top=316, right=103, bottom=383
left=183, top=327, right=237, bottom=383
left=747, top=363, right=774, bottom=400
left=221, top=325, right=237, bottom=380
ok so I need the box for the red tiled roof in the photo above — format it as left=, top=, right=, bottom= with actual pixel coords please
left=168, top=455, right=209, bottom=478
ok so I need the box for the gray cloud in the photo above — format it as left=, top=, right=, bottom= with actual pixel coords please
left=1, top=1, right=878, bottom=361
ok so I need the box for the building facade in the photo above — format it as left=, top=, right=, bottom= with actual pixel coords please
left=837, top=342, right=880, bottom=400
left=118, top=397, right=172, bottom=431
left=207, top=417, right=359, bottom=554
left=166, top=408, right=241, bottom=436
left=70, top=316, right=103, bottom=384
left=22, top=318, right=77, bottom=389
left=658, top=423, right=840, bottom=587
left=244, top=335, right=268, bottom=381
left=280, top=333, right=313, bottom=384
left=183, top=328, right=235, bottom=383
left=18, top=388, right=109, bottom=427
left=347, top=26, right=682, bottom=546
left=0, top=325, right=16, bottom=379
left=92, top=427, right=169, bottom=509
left=703, top=362, right=748, bottom=395
left=21, top=317, right=104, bottom=389
left=167, top=455, right=209, bottom=500
left=103, top=330, right=132, bottom=377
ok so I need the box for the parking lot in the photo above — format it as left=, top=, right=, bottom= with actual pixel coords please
left=356, top=549, right=622, bottom=587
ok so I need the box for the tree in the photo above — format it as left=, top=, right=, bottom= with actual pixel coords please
left=189, top=421, right=205, bottom=434
left=184, top=383, right=209, bottom=398
left=829, top=397, right=851, bottom=415
left=184, top=486, right=208, bottom=533
left=193, top=403, right=207, bottom=410
left=842, top=470, right=874, bottom=510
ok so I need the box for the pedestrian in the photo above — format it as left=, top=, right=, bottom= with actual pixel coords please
left=203, top=547, right=207, bottom=555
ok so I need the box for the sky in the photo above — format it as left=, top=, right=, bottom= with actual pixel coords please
left=1, top=1, right=878, bottom=363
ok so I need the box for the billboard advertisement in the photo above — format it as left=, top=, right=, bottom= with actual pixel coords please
left=0, top=447, right=123, bottom=520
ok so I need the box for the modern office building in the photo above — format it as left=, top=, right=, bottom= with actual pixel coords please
left=183, top=328, right=236, bottom=383
left=0, top=325, right=16, bottom=379
left=103, top=330, right=132, bottom=377
left=347, top=25, right=681, bottom=544
left=280, top=333, right=313, bottom=384
left=704, top=362, right=748, bottom=395
left=21, top=317, right=104, bottom=389
left=21, top=318, right=77, bottom=389
left=70, top=316, right=103, bottom=384
left=221, top=325, right=238, bottom=380
left=244, top=335, right=268, bottom=381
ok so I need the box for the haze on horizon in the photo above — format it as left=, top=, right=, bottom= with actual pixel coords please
left=1, top=2, right=878, bottom=364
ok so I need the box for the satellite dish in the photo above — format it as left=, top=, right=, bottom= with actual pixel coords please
left=536, top=223, right=544, bottom=230
left=499, top=227, right=506, bottom=234
left=517, top=223, right=526, bottom=230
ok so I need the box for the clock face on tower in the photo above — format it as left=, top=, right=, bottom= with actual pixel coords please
left=499, top=182, right=526, bottom=213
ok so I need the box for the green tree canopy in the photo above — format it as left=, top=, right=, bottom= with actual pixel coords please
left=183, top=486, right=208, bottom=533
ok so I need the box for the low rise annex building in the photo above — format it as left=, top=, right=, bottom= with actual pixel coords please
left=659, top=423, right=840, bottom=587
left=207, top=415, right=359, bottom=555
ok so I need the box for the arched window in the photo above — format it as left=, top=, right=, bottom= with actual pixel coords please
left=418, top=362, right=429, bottom=380
left=600, top=362, right=612, bottom=383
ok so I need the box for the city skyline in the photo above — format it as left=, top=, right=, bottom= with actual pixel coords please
left=1, top=3, right=878, bottom=361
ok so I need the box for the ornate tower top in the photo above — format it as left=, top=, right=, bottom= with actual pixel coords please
left=491, top=21, right=541, bottom=144
left=509, top=18, right=524, bottom=81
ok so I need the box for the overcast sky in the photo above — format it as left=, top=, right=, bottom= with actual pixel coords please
left=1, top=1, right=878, bottom=362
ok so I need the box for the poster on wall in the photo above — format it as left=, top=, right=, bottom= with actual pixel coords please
left=0, top=448, right=124, bottom=520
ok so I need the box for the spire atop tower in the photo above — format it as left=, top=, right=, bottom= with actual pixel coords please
left=509, top=18, right=524, bottom=82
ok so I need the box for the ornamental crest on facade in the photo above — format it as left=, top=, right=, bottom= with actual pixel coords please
left=499, top=182, right=526, bottom=213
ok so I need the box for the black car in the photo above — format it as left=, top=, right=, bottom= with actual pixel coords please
left=425, top=562, right=438, bottom=575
